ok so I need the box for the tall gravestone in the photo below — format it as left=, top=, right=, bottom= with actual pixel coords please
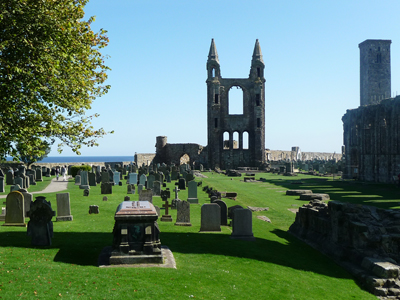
left=153, top=181, right=161, bottom=196
left=214, top=200, right=228, bottom=225
left=200, top=204, right=221, bottom=232
left=75, top=175, right=81, bottom=186
left=178, top=178, right=186, bottom=190
left=139, top=174, right=147, bottom=186
left=10, top=184, right=21, bottom=193
left=230, top=208, right=255, bottom=241
left=0, top=176, right=4, bottom=193
left=101, top=171, right=109, bottom=183
left=56, top=193, right=73, bottom=221
left=18, top=188, right=33, bottom=218
left=101, top=182, right=112, bottom=194
left=79, top=171, right=90, bottom=190
left=88, top=172, right=97, bottom=186
left=187, top=181, right=198, bottom=204
left=36, top=168, right=43, bottom=182
left=27, top=196, right=55, bottom=246
left=147, top=175, right=155, bottom=190
left=113, top=171, right=120, bottom=186
left=129, top=173, right=138, bottom=185
left=3, top=191, right=26, bottom=227
left=137, top=184, right=144, bottom=194
left=175, top=200, right=192, bottom=226
left=14, top=176, right=24, bottom=189
left=6, top=170, right=14, bottom=185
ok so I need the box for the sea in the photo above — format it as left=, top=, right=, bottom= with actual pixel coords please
left=6, top=156, right=136, bottom=163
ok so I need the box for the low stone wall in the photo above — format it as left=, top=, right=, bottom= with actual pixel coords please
left=289, top=200, right=400, bottom=297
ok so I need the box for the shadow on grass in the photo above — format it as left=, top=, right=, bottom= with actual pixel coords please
left=0, top=228, right=352, bottom=279
left=266, top=177, right=400, bottom=209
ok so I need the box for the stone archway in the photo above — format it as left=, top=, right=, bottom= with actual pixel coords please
left=180, top=154, right=190, bottom=165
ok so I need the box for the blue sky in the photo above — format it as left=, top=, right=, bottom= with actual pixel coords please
left=49, top=0, right=400, bottom=156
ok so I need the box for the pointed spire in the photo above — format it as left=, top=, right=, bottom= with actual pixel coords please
left=208, top=38, right=219, bottom=64
left=252, top=39, right=264, bottom=64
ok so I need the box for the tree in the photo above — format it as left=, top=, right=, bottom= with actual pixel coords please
left=16, top=138, right=51, bottom=165
left=0, top=0, right=112, bottom=160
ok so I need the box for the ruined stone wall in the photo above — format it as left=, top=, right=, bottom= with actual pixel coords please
left=342, top=96, right=400, bottom=183
left=267, top=150, right=342, bottom=161
left=290, top=200, right=400, bottom=296
left=134, top=153, right=156, bottom=167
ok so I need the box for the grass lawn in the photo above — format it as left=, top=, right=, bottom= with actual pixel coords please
left=1, top=171, right=396, bottom=299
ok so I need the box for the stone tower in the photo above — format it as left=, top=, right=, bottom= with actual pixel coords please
left=206, top=39, right=265, bottom=169
left=359, top=39, right=391, bottom=106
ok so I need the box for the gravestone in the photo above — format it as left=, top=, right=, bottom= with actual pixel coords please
left=171, top=170, right=179, bottom=181
left=28, top=174, right=36, bottom=186
left=101, top=182, right=112, bottom=194
left=3, top=191, right=26, bottom=227
left=175, top=200, right=192, bottom=226
left=165, top=171, right=171, bottom=183
left=153, top=181, right=161, bottom=196
left=103, top=196, right=108, bottom=201
left=178, top=178, right=186, bottom=190
left=200, top=203, right=221, bottom=232
left=89, top=205, right=99, bottom=214
left=79, top=171, right=90, bottom=189
left=56, top=193, right=73, bottom=221
left=14, top=176, right=24, bottom=188
left=214, top=200, right=228, bottom=225
left=101, top=171, right=109, bottom=183
left=139, top=174, right=147, bottom=186
left=18, top=188, right=33, bottom=218
left=231, top=208, right=255, bottom=241
left=110, top=201, right=162, bottom=264
left=185, top=173, right=195, bottom=185
left=10, top=184, right=21, bottom=193
left=0, top=176, right=4, bottom=193
left=187, top=181, right=198, bottom=204
left=113, top=171, right=120, bottom=186
left=171, top=186, right=181, bottom=209
left=160, top=189, right=172, bottom=222
left=83, top=189, right=90, bottom=196
left=75, top=175, right=81, bottom=186
left=200, top=164, right=204, bottom=172
left=127, top=184, right=133, bottom=194
left=139, top=189, right=153, bottom=203
left=96, top=171, right=101, bottom=183
left=129, top=173, right=138, bottom=185
left=108, top=170, right=114, bottom=184
left=89, top=172, right=97, bottom=186
left=124, top=196, right=130, bottom=201
left=147, top=175, right=155, bottom=190
left=138, top=184, right=144, bottom=194
left=27, top=196, right=55, bottom=246
left=6, top=170, right=14, bottom=185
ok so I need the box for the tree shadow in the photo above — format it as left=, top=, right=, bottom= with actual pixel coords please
left=0, top=227, right=357, bottom=281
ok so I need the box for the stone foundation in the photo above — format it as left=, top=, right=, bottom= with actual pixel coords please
left=289, top=200, right=400, bottom=297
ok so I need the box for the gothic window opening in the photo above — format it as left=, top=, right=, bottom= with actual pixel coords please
left=233, top=132, right=239, bottom=149
left=257, top=67, right=261, bottom=77
left=214, top=118, right=218, bottom=128
left=223, top=131, right=230, bottom=149
left=214, top=94, right=219, bottom=104
left=228, top=86, right=243, bottom=115
left=256, top=94, right=260, bottom=106
left=243, top=131, right=249, bottom=149
left=212, top=68, right=215, bottom=78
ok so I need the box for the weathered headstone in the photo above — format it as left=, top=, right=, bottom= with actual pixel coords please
left=101, top=171, right=109, bottom=183
left=171, top=170, right=179, bottom=181
left=103, top=196, right=108, bottom=201
left=129, top=173, right=138, bottom=185
left=138, top=184, right=144, bottom=194
left=10, top=184, right=21, bottom=193
left=79, top=171, right=90, bottom=189
left=89, top=205, right=99, bottom=214
left=75, top=175, right=81, bottom=186
left=89, top=172, right=97, bottom=186
left=139, top=174, right=147, bottom=186
left=27, top=196, right=55, bottom=246
left=147, top=175, right=155, bottom=190
left=187, top=181, right=198, bottom=204
left=178, top=178, right=186, bottom=190
left=56, top=193, right=73, bottom=221
left=231, top=208, right=255, bottom=241
left=6, top=170, right=14, bottom=185
left=101, top=182, right=112, bottom=194
left=175, top=200, right=191, bottom=226
left=0, top=176, right=4, bottom=193
left=18, top=188, right=33, bottom=218
left=200, top=203, right=221, bottom=232
left=214, top=200, right=228, bottom=225
left=139, top=189, right=153, bottom=203
left=153, top=181, right=161, bottom=196
left=83, top=189, right=90, bottom=196
left=124, top=196, right=131, bottom=201
left=160, top=189, right=172, bottom=222
left=113, top=171, right=120, bottom=186
left=14, top=176, right=23, bottom=188
left=3, top=191, right=26, bottom=227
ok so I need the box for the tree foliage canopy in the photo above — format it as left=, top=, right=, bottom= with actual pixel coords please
left=0, top=0, right=112, bottom=160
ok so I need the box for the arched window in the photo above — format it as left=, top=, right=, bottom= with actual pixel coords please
left=228, top=86, right=243, bottom=115
left=243, top=132, right=249, bottom=149
left=233, top=132, right=239, bottom=149
left=223, top=131, right=230, bottom=149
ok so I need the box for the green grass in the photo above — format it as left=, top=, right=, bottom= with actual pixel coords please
left=1, top=172, right=395, bottom=299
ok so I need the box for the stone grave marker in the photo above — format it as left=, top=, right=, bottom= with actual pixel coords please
left=160, top=189, right=172, bottom=222
left=56, top=193, right=73, bottom=221
left=101, top=182, right=112, bottom=194
left=113, top=171, right=120, bottom=186
left=178, top=178, right=186, bottom=190
left=89, top=205, right=99, bottom=214
left=75, top=175, right=81, bottom=186
left=171, top=186, right=181, bottom=209
left=175, top=200, right=191, bottom=226
left=89, top=172, right=97, bottom=186
left=127, top=184, right=133, bottom=194
left=10, top=184, right=21, bottom=193
left=147, top=175, right=155, bottom=190
left=171, top=170, right=178, bottom=181
left=79, top=171, right=90, bottom=189
left=83, top=189, right=90, bottom=196
left=124, top=196, right=130, bottom=201
left=214, top=200, right=228, bottom=225
left=129, top=173, right=138, bottom=185
left=153, top=181, right=161, bottom=196
left=14, top=176, right=24, bottom=188
left=187, top=181, right=198, bottom=204
left=6, top=170, right=14, bottom=185
left=101, top=171, right=109, bottom=183
left=4, top=191, right=26, bottom=227
left=139, top=189, right=153, bottom=203
left=27, top=196, right=55, bottom=245
left=0, top=176, right=4, bottom=193
left=138, top=184, right=144, bottom=194
left=139, top=174, right=147, bottom=186
left=230, top=208, right=255, bottom=241
left=103, top=196, right=108, bottom=201
left=18, top=188, right=33, bottom=217
left=185, top=173, right=195, bottom=185
left=200, top=203, right=221, bottom=232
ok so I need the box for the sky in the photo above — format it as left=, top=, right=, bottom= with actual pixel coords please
left=49, top=0, right=400, bottom=156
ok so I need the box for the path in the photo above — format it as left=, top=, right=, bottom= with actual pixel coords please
left=0, top=177, right=71, bottom=198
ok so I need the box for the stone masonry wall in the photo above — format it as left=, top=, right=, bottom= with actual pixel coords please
left=289, top=200, right=400, bottom=297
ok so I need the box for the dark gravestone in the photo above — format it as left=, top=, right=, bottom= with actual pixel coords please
left=89, top=205, right=99, bottom=214
left=175, top=200, right=191, bottom=226
left=228, top=205, right=243, bottom=219
left=200, top=203, right=221, bottom=232
left=27, top=196, right=55, bottom=246
left=101, top=182, right=112, bottom=194
left=231, top=208, right=255, bottom=241
left=4, top=191, right=26, bottom=227
left=178, top=178, right=186, bottom=190
left=89, top=172, right=97, bottom=186
left=0, top=176, right=4, bottom=193
left=83, top=189, right=90, bottom=196
left=214, top=200, right=228, bottom=225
